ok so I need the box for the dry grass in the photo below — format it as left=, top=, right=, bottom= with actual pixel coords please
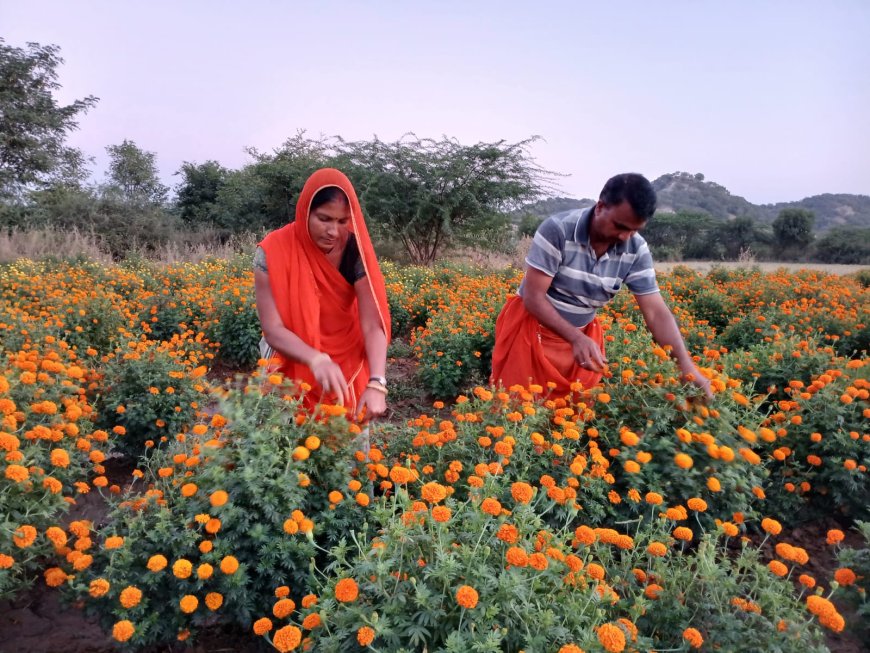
left=0, top=228, right=112, bottom=264
left=654, top=260, right=868, bottom=276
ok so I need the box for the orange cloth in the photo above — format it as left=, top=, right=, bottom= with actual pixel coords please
left=260, top=168, right=391, bottom=412
left=490, top=295, right=604, bottom=395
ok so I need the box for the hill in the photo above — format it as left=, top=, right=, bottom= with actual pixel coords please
left=522, top=173, right=870, bottom=232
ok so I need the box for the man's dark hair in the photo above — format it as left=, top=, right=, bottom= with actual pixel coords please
left=599, top=173, right=657, bottom=220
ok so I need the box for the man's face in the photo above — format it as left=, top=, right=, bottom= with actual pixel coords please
left=591, top=200, right=647, bottom=245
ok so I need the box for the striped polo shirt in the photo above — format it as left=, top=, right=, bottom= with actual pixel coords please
left=518, top=207, right=659, bottom=327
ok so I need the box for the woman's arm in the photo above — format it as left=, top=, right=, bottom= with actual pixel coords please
left=354, top=277, right=388, bottom=419
left=254, top=268, right=349, bottom=404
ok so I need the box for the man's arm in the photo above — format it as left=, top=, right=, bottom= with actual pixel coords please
left=634, top=292, right=713, bottom=399
left=522, top=267, right=607, bottom=371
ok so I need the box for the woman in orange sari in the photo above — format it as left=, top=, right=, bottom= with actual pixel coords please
left=254, top=168, right=391, bottom=418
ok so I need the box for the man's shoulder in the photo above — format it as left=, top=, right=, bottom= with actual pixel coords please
left=539, top=207, right=590, bottom=241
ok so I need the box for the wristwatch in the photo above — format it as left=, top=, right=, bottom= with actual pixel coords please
left=369, top=375, right=387, bottom=387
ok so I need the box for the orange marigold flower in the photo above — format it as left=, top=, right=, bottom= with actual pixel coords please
left=220, top=555, right=239, bottom=574
left=105, top=536, right=124, bottom=550
left=505, top=546, right=528, bottom=567
left=761, top=518, right=782, bottom=535
left=431, top=506, right=451, bottom=523
left=529, top=552, right=548, bottom=570
left=481, top=497, right=502, bottom=516
left=0, top=554, right=15, bottom=569
left=147, top=554, right=167, bottom=572
left=673, top=527, right=693, bottom=541
left=173, top=558, right=192, bottom=578
left=4, top=464, right=28, bottom=482
left=687, top=497, right=707, bottom=512
left=574, top=525, right=596, bottom=546
left=13, top=525, right=37, bottom=548
left=89, top=578, right=110, bottom=598
left=645, top=491, right=663, bottom=505
left=112, top=620, right=135, bottom=643
left=647, top=542, right=668, bottom=557
left=645, top=583, right=663, bottom=599
left=335, top=578, right=359, bottom=603
left=674, top=453, right=693, bottom=469
left=179, top=594, right=198, bottom=613
left=798, top=574, right=816, bottom=588
left=301, top=613, right=321, bottom=630
left=511, top=481, right=534, bottom=504
left=273, top=598, right=296, bottom=618
left=44, top=567, right=68, bottom=587
left=558, top=645, right=584, bottom=653
left=455, top=584, right=478, bottom=609
left=834, top=568, right=857, bottom=586
left=197, top=563, right=214, bottom=580
left=120, top=586, right=142, bottom=608
left=768, top=560, right=789, bottom=577
left=721, top=522, right=739, bottom=537
left=421, top=482, right=448, bottom=504
left=683, top=627, right=704, bottom=649
left=253, top=617, right=273, bottom=635
left=826, top=529, right=845, bottom=545
left=596, top=622, right=626, bottom=652
left=586, top=563, right=605, bottom=581
left=301, top=594, right=318, bottom=608
left=272, top=624, right=302, bottom=652
left=181, top=483, right=198, bottom=497
left=496, top=523, right=519, bottom=544
left=357, top=625, right=376, bottom=646
left=210, top=490, right=229, bottom=507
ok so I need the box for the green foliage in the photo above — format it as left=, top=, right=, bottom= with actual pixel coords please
left=94, top=343, right=203, bottom=458
left=643, top=211, right=718, bottom=260
left=208, top=283, right=261, bottom=368
left=835, top=521, right=870, bottom=641
left=174, top=160, right=230, bottom=226
left=103, top=139, right=169, bottom=206
left=815, top=228, right=870, bottom=264
left=0, top=38, right=97, bottom=199
left=338, top=135, right=556, bottom=264
left=773, top=208, right=815, bottom=256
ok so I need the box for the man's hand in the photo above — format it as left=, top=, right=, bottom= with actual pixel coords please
left=679, top=361, right=713, bottom=401
left=571, top=332, right=607, bottom=372
left=309, top=353, right=348, bottom=406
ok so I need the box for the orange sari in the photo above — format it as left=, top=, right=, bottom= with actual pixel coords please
left=490, top=295, right=604, bottom=395
left=259, top=168, right=391, bottom=412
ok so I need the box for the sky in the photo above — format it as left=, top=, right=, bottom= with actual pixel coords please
left=3, top=0, right=869, bottom=204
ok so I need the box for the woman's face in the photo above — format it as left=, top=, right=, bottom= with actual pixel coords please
left=308, top=198, right=351, bottom=253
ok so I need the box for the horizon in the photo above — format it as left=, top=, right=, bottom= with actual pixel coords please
left=3, top=1, right=869, bottom=205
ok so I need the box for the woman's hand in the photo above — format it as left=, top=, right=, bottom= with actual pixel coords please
left=357, top=387, right=387, bottom=422
left=571, top=332, right=607, bottom=372
left=309, top=353, right=348, bottom=406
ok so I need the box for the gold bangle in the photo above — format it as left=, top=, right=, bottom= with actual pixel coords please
left=365, top=381, right=388, bottom=396
left=309, top=352, right=331, bottom=368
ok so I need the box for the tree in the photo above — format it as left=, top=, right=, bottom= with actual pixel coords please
left=642, top=211, right=717, bottom=260
left=335, top=135, right=556, bottom=263
left=104, top=140, right=168, bottom=206
left=0, top=39, right=98, bottom=199
left=174, top=160, right=229, bottom=225
left=772, top=208, right=814, bottom=254
left=712, top=215, right=769, bottom=260
left=814, top=227, right=870, bottom=264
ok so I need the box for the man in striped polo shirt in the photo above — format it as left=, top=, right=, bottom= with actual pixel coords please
left=491, top=173, right=712, bottom=399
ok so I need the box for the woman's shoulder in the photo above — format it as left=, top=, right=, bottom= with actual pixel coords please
left=253, top=246, right=267, bottom=272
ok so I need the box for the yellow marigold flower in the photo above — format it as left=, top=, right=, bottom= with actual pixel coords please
left=455, top=584, right=478, bottom=609
left=761, top=518, right=782, bottom=535
left=273, top=598, right=296, bottom=618
left=253, top=617, right=273, bottom=635
left=205, top=592, right=223, bottom=611
left=112, top=620, right=135, bottom=643
left=89, top=578, right=110, bottom=598
left=179, top=594, right=198, bottom=614
left=683, top=627, right=704, bottom=649
left=172, top=558, right=192, bottom=579
left=335, top=578, right=359, bottom=603
left=273, top=624, right=302, bottom=652
left=357, top=625, right=375, bottom=646
left=44, top=567, right=68, bottom=587
left=511, top=481, right=534, bottom=504
left=120, top=586, right=142, bottom=608
left=220, top=555, right=239, bottom=574
left=647, top=542, right=668, bottom=557
left=596, top=622, right=626, bottom=652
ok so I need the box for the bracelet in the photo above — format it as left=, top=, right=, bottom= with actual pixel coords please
left=309, top=352, right=331, bottom=368
left=366, top=381, right=388, bottom=396
left=369, top=375, right=387, bottom=387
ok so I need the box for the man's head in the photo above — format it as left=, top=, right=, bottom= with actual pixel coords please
left=591, top=173, right=657, bottom=246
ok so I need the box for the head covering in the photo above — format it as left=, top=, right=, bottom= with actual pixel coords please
left=260, top=168, right=391, bottom=411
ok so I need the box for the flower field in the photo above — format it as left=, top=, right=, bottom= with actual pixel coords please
left=1, top=257, right=868, bottom=652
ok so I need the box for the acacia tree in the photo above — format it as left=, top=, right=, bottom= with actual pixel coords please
left=0, top=39, right=97, bottom=199
left=335, top=135, right=557, bottom=263
left=773, top=208, right=815, bottom=254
